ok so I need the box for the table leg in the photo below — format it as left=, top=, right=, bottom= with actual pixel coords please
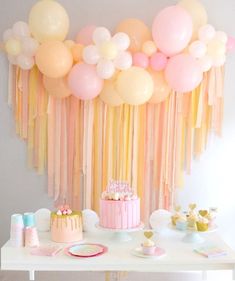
left=233, top=267, right=235, bottom=280
left=202, top=271, right=207, bottom=280
left=29, top=270, right=35, bottom=281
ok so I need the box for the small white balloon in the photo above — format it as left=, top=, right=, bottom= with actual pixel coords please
left=22, top=37, right=39, bottom=56
left=82, top=209, right=99, bottom=232
left=7, top=54, right=17, bottom=65
left=17, top=54, right=35, bottom=70
left=83, top=45, right=100, bottom=65
left=114, top=51, right=132, bottom=70
left=96, top=59, right=115, bottom=79
left=214, top=31, right=228, bottom=44
left=3, top=29, right=13, bottom=43
left=12, top=21, right=30, bottom=39
left=93, top=27, right=111, bottom=46
left=111, top=32, right=130, bottom=51
left=189, top=40, right=207, bottom=59
left=212, top=54, right=226, bottom=67
left=149, top=209, right=171, bottom=233
left=198, top=24, right=216, bottom=43
left=199, top=55, right=212, bottom=72
left=35, top=208, right=51, bottom=232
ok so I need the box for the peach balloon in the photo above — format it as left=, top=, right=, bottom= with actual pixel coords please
left=43, top=75, right=71, bottom=98
left=148, top=70, right=171, bottom=104
left=71, top=44, right=84, bottom=62
left=35, top=41, right=73, bottom=78
left=100, top=78, right=124, bottom=107
left=116, top=18, right=151, bottom=53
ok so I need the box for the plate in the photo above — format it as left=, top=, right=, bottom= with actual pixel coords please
left=66, top=244, right=108, bottom=258
left=131, top=247, right=166, bottom=259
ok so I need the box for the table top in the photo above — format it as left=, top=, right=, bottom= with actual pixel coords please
left=1, top=228, right=235, bottom=273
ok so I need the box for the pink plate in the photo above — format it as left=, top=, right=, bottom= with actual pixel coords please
left=65, top=243, right=108, bottom=258
left=131, top=246, right=166, bottom=258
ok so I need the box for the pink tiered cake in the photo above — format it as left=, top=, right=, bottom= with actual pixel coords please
left=100, top=180, right=140, bottom=229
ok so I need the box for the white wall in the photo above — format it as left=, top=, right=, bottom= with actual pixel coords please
left=0, top=1, right=235, bottom=281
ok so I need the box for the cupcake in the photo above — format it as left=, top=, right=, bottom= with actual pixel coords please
left=176, top=216, right=187, bottom=231
left=142, top=239, right=156, bottom=255
left=196, top=217, right=209, bottom=232
left=171, top=206, right=181, bottom=226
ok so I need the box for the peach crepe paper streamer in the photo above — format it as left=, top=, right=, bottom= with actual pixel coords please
left=9, top=65, right=225, bottom=221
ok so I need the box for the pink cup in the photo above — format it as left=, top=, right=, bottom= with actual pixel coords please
left=25, top=227, right=39, bottom=247
left=141, top=244, right=156, bottom=255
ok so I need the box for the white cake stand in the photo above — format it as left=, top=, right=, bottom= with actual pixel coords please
left=170, top=224, right=218, bottom=243
left=97, top=223, right=144, bottom=242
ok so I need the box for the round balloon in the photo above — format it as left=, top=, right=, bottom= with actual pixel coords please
left=116, top=18, right=151, bottom=53
left=5, top=39, right=22, bottom=56
left=165, top=54, right=203, bottom=93
left=43, top=75, right=71, bottom=98
left=148, top=70, right=171, bottom=104
left=35, top=41, right=73, bottom=78
left=115, top=67, right=153, bottom=105
left=132, top=52, right=149, bottom=69
left=82, top=209, right=99, bottom=232
left=100, top=78, right=124, bottom=107
left=178, top=0, right=208, bottom=40
left=68, top=63, right=103, bottom=100
left=29, top=0, right=69, bottom=43
left=76, top=25, right=96, bottom=45
left=152, top=6, right=193, bottom=56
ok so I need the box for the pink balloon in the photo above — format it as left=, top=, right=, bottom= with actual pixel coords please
left=68, top=63, right=103, bottom=100
left=165, top=54, right=203, bottom=93
left=76, top=25, right=96, bottom=45
left=132, top=52, right=149, bottom=68
left=227, top=36, right=235, bottom=52
left=150, top=52, right=168, bottom=71
left=152, top=6, right=193, bottom=56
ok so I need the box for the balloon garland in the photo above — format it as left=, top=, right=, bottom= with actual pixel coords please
left=1, top=0, right=234, bottom=221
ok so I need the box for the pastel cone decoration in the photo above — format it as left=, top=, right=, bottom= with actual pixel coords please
left=152, top=6, right=193, bottom=56
left=165, top=54, right=203, bottom=93
left=68, top=63, right=104, bottom=100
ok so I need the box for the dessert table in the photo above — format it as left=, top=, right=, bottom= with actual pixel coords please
left=1, top=229, right=235, bottom=281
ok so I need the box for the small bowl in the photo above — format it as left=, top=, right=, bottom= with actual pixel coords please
left=141, top=244, right=156, bottom=255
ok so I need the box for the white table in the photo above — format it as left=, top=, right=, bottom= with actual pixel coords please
left=1, top=229, right=235, bottom=280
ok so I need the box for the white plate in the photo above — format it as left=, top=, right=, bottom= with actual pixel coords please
left=131, top=247, right=166, bottom=259
left=68, top=244, right=104, bottom=257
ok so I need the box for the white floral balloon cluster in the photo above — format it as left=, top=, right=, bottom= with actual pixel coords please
left=3, top=21, right=39, bottom=70
left=83, top=27, right=133, bottom=79
left=189, top=24, right=228, bottom=72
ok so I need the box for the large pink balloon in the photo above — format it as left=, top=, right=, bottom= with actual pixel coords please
left=68, top=63, right=103, bottom=100
left=165, top=54, right=203, bottom=93
left=76, top=25, right=96, bottom=45
left=152, top=6, right=193, bottom=56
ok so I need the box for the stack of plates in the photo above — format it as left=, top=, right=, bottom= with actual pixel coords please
left=66, top=244, right=107, bottom=258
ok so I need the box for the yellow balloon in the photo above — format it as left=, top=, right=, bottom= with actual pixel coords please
left=100, top=79, right=124, bottom=107
left=142, top=41, right=157, bottom=57
left=29, top=0, right=69, bottom=43
left=207, top=39, right=226, bottom=57
left=100, top=41, right=118, bottom=60
left=148, top=70, right=171, bottom=104
left=35, top=41, right=73, bottom=78
left=179, top=0, right=208, bottom=40
left=5, top=39, right=22, bottom=56
left=115, top=67, right=153, bottom=105
left=116, top=18, right=151, bottom=52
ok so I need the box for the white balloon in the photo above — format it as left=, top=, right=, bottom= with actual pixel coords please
left=3, top=29, right=13, bottom=43
left=93, top=27, right=111, bottom=46
left=214, top=31, right=228, bottom=44
left=96, top=59, right=115, bottom=79
left=189, top=40, right=207, bottom=59
left=212, top=54, right=226, bottom=67
left=114, top=51, right=132, bottom=70
left=17, top=54, right=35, bottom=70
left=21, top=37, right=39, bottom=56
left=111, top=32, right=130, bottom=51
left=12, top=21, right=30, bottom=39
left=7, top=54, right=17, bottom=65
left=149, top=209, right=171, bottom=233
left=35, top=208, right=51, bottom=232
left=83, top=45, right=100, bottom=65
left=199, top=55, right=212, bottom=72
left=82, top=209, right=99, bottom=232
left=198, top=24, right=216, bottom=43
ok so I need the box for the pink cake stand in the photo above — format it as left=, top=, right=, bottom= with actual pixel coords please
left=96, top=223, right=144, bottom=242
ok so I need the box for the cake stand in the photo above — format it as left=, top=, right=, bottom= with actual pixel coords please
left=170, top=224, right=218, bottom=244
left=96, top=223, right=144, bottom=242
